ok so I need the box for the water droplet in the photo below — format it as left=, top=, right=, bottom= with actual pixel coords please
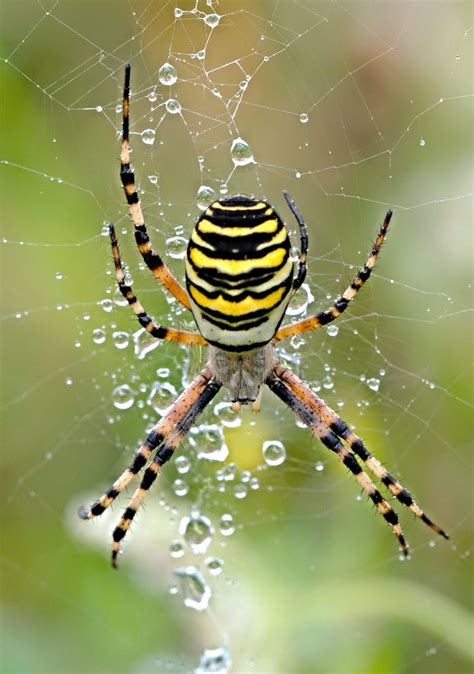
left=96, top=105, right=103, bottom=113
left=181, top=512, right=214, bottom=554
left=147, top=90, right=158, bottom=102
left=175, top=455, right=191, bottom=474
left=205, top=556, right=223, bottom=575
left=366, top=377, right=380, bottom=392
left=315, top=460, right=325, bottom=472
left=215, top=464, right=236, bottom=482
left=55, top=271, right=63, bottom=280
left=233, top=484, right=247, bottom=499
left=148, top=381, right=177, bottom=414
left=195, top=646, right=231, bottom=674
left=197, top=185, right=216, bottom=210
left=133, top=327, right=161, bottom=360
left=148, top=174, right=159, bottom=185
left=166, top=235, right=187, bottom=259
left=112, top=384, right=135, bottom=410
left=287, top=283, right=314, bottom=315
left=172, top=478, right=189, bottom=497
left=213, top=401, right=241, bottom=428
left=174, top=566, right=211, bottom=611
left=419, top=138, right=426, bottom=147
left=141, top=128, right=156, bottom=145
left=327, top=325, right=339, bottom=337
left=165, top=98, right=181, bottom=114
left=299, top=113, right=309, bottom=124
left=190, top=424, right=229, bottom=462
left=170, top=540, right=184, bottom=558
left=195, top=50, right=206, bottom=60
left=174, top=8, right=183, bottom=18
left=322, top=375, right=334, bottom=390
left=158, top=62, right=178, bottom=87
left=92, top=328, right=106, bottom=344
left=204, top=13, right=220, bottom=28
left=262, top=440, right=286, bottom=467
left=219, top=513, right=235, bottom=536
left=65, top=377, right=73, bottom=386
left=112, top=331, right=129, bottom=350
left=230, top=137, right=254, bottom=166
left=101, top=299, right=113, bottom=313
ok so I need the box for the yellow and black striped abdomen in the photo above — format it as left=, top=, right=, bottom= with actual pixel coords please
left=185, top=196, right=294, bottom=351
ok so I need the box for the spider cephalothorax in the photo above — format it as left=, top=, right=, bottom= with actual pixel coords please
left=80, top=64, right=448, bottom=567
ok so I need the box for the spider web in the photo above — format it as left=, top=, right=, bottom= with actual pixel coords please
left=1, top=1, right=473, bottom=673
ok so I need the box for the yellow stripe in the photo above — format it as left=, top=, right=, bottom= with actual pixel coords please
left=189, top=284, right=286, bottom=316
left=209, top=201, right=268, bottom=212
left=256, top=227, right=287, bottom=250
left=197, top=218, right=279, bottom=237
left=189, top=246, right=287, bottom=274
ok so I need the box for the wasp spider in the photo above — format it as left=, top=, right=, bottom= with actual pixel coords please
left=80, top=65, right=448, bottom=567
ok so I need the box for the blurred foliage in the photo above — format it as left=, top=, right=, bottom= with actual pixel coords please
left=1, top=2, right=473, bottom=674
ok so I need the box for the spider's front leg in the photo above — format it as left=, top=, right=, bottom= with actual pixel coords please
left=109, top=224, right=206, bottom=346
left=120, top=64, right=191, bottom=310
left=275, top=209, right=393, bottom=341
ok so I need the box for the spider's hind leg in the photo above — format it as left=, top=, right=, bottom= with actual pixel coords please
left=273, top=363, right=449, bottom=542
left=267, top=368, right=411, bottom=556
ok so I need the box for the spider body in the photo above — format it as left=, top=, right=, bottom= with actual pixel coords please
left=186, top=196, right=294, bottom=352
left=80, top=65, right=448, bottom=567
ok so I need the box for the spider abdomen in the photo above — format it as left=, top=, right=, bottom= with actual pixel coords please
left=185, top=196, right=294, bottom=351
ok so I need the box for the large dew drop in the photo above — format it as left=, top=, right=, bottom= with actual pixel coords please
left=230, top=137, right=254, bottom=166
left=195, top=646, right=231, bottom=674
left=262, top=440, right=287, bottom=466
left=204, top=13, right=220, bottom=28
left=111, top=384, right=135, bottom=410
left=174, top=566, right=211, bottom=611
left=197, top=185, right=216, bottom=211
left=190, top=424, right=229, bottom=462
left=158, top=62, right=177, bottom=86
left=165, top=98, right=181, bottom=114
left=180, top=512, right=214, bottom=554
left=140, top=128, right=156, bottom=145
left=166, top=235, right=187, bottom=259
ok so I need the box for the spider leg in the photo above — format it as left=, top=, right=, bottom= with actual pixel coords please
left=110, top=370, right=221, bottom=567
left=266, top=369, right=410, bottom=556
left=283, top=191, right=308, bottom=292
left=120, top=64, right=191, bottom=310
left=273, top=363, right=449, bottom=541
left=275, top=209, right=392, bottom=341
left=109, top=224, right=206, bottom=345
left=79, top=368, right=214, bottom=522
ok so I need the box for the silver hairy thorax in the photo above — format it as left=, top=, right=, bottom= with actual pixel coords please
left=208, top=343, right=274, bottom=403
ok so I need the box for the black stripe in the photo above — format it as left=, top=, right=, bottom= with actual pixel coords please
left=196, top=223, right=284, bottom=250
left=187, top=275, right=292, bottom=303
left=207, top=337, right=271, bottom=352
left=188, top=239, right=289, bottom=261
left=201, top=210, right=278, bottom=228
left=199, top=312, right=270, bottom=332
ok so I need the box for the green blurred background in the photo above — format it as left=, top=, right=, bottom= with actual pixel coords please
left=1, top=1, right=472, bottom=673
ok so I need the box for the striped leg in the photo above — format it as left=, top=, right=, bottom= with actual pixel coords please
left=273, top=363, right=449, bottom=541
left=110, top=373, right=221, bottom=567
left=266, top=370, right=410, bottom=556
left=79, top=368, right=215, bottom=521
left=109, top=224, right=206, bottom=346
left=283, top=191, right=308, bottom=292
left=275, top=210, right=392, bottom=341
left=120, top=64, right=191, bottom=310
